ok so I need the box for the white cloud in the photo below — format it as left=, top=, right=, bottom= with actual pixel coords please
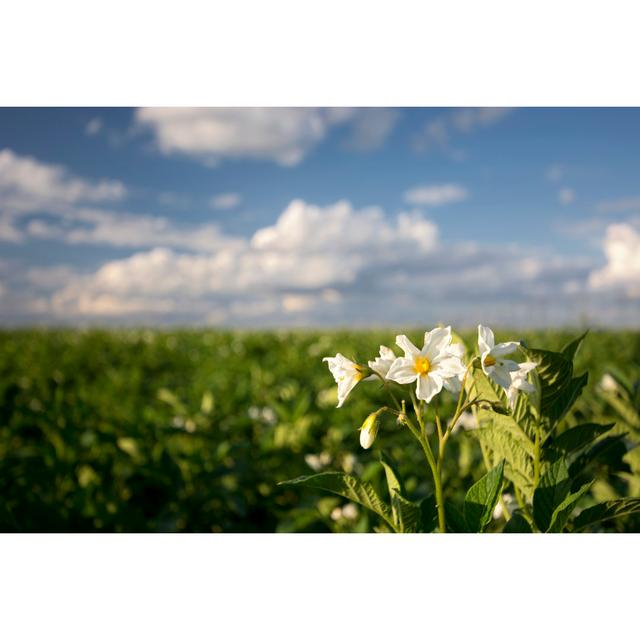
left=589, top=223, right=640, bottom=297
left=209, top=193, right=242, bottom=210
left=0, top=148, right=126, bottom=213
left=45, top=200, right=440, bottom=319
left=28, top=197, right=617, bottom=328
left=135, top=108, right=358, bottom=167
left=558, top=187, right=575, bottom=205
left=596, top=195, right=640, bottom=214
left=403, top=183, right=468, bottom=207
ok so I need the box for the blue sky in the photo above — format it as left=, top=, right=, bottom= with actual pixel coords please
left=1, top=107, right=639, bottom=327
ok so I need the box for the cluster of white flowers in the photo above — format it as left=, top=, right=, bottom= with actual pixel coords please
left=323, top=325, right=538, bottom=448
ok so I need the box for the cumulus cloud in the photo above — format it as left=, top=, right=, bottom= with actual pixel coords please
left=209, top=193, right=242, bottom=210
left=403, top=183, right=468, bottom=207
left=18, top=197, right=616, bottom=328
left=413, top=108, right=514, bottom=154
left=589, top=223, right=640, bottom=297
left=135, top=108, right=359, bottom=167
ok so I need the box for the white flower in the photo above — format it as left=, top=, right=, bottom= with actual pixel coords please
left=367, top=345, right=396, bottom=378
left=477, top=325, right=522, bottom=390
left=506, top=361, right=537, bottom=409
left=323, top=353, right=366, bottom=408
left=442, top=340, right=467, bottom=393
left=386, top=326, right=466, bottom=403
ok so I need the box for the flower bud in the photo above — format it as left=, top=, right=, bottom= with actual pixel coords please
left=359, top=410, right=381, bottom=449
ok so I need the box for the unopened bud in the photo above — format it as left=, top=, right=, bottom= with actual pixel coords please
left=359, top=410, right=382, bottom=449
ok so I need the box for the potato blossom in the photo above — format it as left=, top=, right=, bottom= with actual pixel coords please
left=367, top=345, right=396, bottom=378
left=477, top=324, right=522, bottom=390
left=506, top=361, right=537, bottom=408
left=385, top=327, right=466, bottom=403
left=323, top=353, right=367, bottom=408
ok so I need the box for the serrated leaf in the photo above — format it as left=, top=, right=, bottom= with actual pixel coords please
left=547, top=481, right=593, bottom=532
left=464, top=460, right=505, bottom=533
left=280, top=472, right=393, bottom=528
left=503, top=512, right=532, bottom=533
left=573, top=498, right=640, bottom=531
left=533, top=459, right=571, bottom=532
left=549, top=423, right=616, bottom=455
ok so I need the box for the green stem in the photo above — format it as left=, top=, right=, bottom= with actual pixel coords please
left=409, top=388, right=446, bottom=532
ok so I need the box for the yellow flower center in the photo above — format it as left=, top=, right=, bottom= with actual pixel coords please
left=414, top=355, right=431, bottom=375
left=484, top=355, right=497, bottom=367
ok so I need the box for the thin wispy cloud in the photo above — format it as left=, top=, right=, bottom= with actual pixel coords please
left=210, top=193, right=242, bottom=210
left=403, top=183, right=468, bottom=207
left=413, top=107, right=514, bottom=154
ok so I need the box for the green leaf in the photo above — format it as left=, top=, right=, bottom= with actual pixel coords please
left=419, top=494, right=438, bottom=533
left=547, top=481, right=593, bottom=532
left=573, top=498, right=640, bottom=531
left=391, top=490, right=422, bottom=533
left=280, top=472, right=394, bottom=528
left=473, top=412, right=535, bottom=498
left=569, top=434, right=630, bottom=476
left=379, top=451, right=403, bottom=528
left=561, top=331, right=588, bottom=361
left=533, top=459, right=571, bottom=532
left=503, top=512, right=532, bottom=533
left=549, top=423, right=616, bottom=455
left=525, top=348, right=587, bottom=428
left=445, top=501, right=469, bottom=533
left=464, top=460, right=505, bottom=533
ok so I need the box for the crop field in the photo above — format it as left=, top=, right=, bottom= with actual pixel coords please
left=1, top=328, right=639, bottom=533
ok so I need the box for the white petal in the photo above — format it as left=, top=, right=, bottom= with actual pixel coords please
left=443, top=376, right=462, bottom=393
left=518, top=361, right=537, bottom=374
left=336, top=371, right=361, bottom=408
left=487, top=364, right=513, bottom=390
left=434, top=355, right=466, bottom=377
left=379, top=345, right=395, bottom=360
left=395, top=334, right=420, bottom=358
left=423, top=326, right=452, bottom=359
left=477, top=325, right=495, bottom=354
left=447, top=342, right=465, bottom=359
left=416, top=373, right=443, bottom=403
left=386, top=357, right=418, bottom=385
left=490, top=341, right=520, bottom=358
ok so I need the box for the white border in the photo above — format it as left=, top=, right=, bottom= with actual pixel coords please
left=0, top=534, right=638, bottom=639
left=1, top=0, right=640, bottom=106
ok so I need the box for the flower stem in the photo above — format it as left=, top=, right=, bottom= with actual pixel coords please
left=409, top=388, right=446, bottom=532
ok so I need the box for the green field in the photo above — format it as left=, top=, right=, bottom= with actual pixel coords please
left=1, top=328, right=639, bottom=532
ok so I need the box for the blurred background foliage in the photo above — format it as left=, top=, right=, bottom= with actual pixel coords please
left=1, top=328, right=638, bottom=532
